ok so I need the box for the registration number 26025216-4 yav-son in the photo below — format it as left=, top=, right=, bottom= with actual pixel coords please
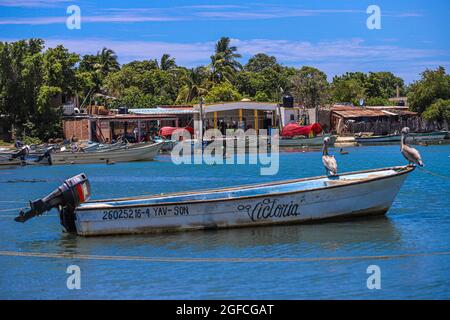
left=102, top=205, right=190, bottom=220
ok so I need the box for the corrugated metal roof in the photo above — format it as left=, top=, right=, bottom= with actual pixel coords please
left=332, top=107, right=386, bottom=118
left=129, top=107, right=198, bottom=115
left=331, top=106, right=417, bottom=118
left=194, top=102, right=278, bottom=113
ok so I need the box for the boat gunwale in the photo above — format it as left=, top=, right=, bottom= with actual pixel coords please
left=52, top=141, right=163, bottom=157
left=77, top=165, right=415, bottom=211
left=355, top=135, right=401, bottom=141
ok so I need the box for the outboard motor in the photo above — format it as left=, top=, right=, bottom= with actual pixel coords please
left=36, top=146, right=54, bottom=165
left=11, top=145, right=30, bottom=160
left=15, top=173, right=90, bottom=232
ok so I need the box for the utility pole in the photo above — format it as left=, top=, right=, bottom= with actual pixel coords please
left=199, top=96, right=204, bottom=152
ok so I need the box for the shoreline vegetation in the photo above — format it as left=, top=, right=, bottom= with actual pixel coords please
left=0, top=37, right=449, bottom=143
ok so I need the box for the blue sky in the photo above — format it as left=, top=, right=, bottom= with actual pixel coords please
left=0, top=0, right=449, bottom=82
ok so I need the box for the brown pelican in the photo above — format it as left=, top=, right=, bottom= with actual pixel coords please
left=401, top=127, right=424, bottom=166
left=322, top=137, right=338, bottom=176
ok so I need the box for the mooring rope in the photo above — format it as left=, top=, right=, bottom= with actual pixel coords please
left=1, top=250, right=450, bottom=263
left=418, top=167, right=450, bottom=181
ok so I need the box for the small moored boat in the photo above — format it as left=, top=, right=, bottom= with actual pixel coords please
left=15, top=166, right=414, bottom=236
left=355, top=134, right=401, bottom=144
left=279, top=134, right=336, bottom=147
left=50, top=142, right=163, bottom=165
left=355, top=131, right=448, bottom=144
left=407, top=131, right=448, bottom=142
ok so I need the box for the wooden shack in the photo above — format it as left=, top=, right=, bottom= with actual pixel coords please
left=326, top=106, right=419, bottom=135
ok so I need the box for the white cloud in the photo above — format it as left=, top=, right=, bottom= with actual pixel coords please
left=42, top=38, right=215, bottom=66
left=0, top=4, right=423, bottom=25
left=0, top=0, right=71, bottom=8
left=232, top=38, right=439, bottom=62
left=0, top=16, right=66, bottom=25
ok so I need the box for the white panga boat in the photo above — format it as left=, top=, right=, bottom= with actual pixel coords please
left=15, top=166, right=414, bottom=236
left=407, top=131, right=448, bottom=142
left=355, top=132, right=448, bottom=144
left=355, top=134, right=401, bottom=144
left=50, top=142, right=163, bottom=165
left=279, top=134, right=336, bottom=147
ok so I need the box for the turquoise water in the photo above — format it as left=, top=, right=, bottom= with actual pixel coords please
left=0, top=144, right=449, bottom=299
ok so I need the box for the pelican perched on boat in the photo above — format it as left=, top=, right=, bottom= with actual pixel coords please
left=401, top=127, right=424, bottom=166
left=322, top=137, right=338, bottom=176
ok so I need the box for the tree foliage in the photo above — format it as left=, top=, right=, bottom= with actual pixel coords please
left=290, top=66, right=329, bottom=109
left=209, top=37, right=242, bottom=83
left=0, top=39, right=77, bottom=140
left=205, top=82, right=242, bottom=103
left=422, top=99, right=450, bottom=123
left=408, top=67, right=450, bottom=114
left=331, top=71, right=405, bottom=106
left=176, top=67, right=210, bottom=104
left=235, top=55, right=294, bottom=101
left=1, top=37, right=449, bottom=141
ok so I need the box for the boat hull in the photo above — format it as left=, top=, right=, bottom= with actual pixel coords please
left=279, top=134, right=336, bottom=147
left=73, top=166, right=413, bottom=236
left=355, top=135, right=401, bottom=143
left=355, top=132, right=448, bottom=144
left=50, top=142, right=163, bottom=165
left=406, top=132, right=447, bottom=142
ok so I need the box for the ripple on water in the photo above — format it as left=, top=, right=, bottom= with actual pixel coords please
left=0, top=144, right=449, bottom=299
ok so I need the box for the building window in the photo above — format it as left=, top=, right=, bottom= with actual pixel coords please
left=290, top=114, right=295, bottom=121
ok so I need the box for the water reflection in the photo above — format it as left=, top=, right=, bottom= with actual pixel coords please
left=18, top=216, right=403, bottom=258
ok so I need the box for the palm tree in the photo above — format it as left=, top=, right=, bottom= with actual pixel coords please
left=156, top=53, right=176, bottom=71
left=209, top=37, right=242, bottom=83
left=94, top=48, right=120, bottom=78
left=210, top=53, right=236, bottom=83
left=176, top=67, right=209, bottom=103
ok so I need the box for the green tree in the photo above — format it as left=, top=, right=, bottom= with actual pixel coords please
left=210, top=37, right=242, bottom=83
left=290, top=66, right=329, bottom=108
left=422, top=99, right=450, bottom=124
left=365, top=72, right=405, bottom=99
left=408, top=66, right=450, bottom=114
left=245, top=53, right=278, bottom=72
left=0, top=39, right=45, bottom=137
left=155, top=53, right=177, bottom=71
left=236, top=55, right=294, bottom=101
left=34, top=85, right=63, bottom=138
left=176, top=67, right=210, bottom=103
left=42, top=45, right=79, bottom=95
left=205, top=82, right=242, bottom=103
left=93, top=48, right=120, bottom=81
left=104, top=59, right=181, bottom=107
left=84, top=48, right=119, bottom=104
left=38, top=45, right=79, bottom=139
left=331, top=78, right=365, bottom=105
left=78, top=54, right=102, bottom=95
left=254, top=91, right=270, bottom=102
left=365, top=97, right=390, bottom=106
left=330, top=71, right=405, bottom=105
left=111, top=86, right=172, bottom=109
